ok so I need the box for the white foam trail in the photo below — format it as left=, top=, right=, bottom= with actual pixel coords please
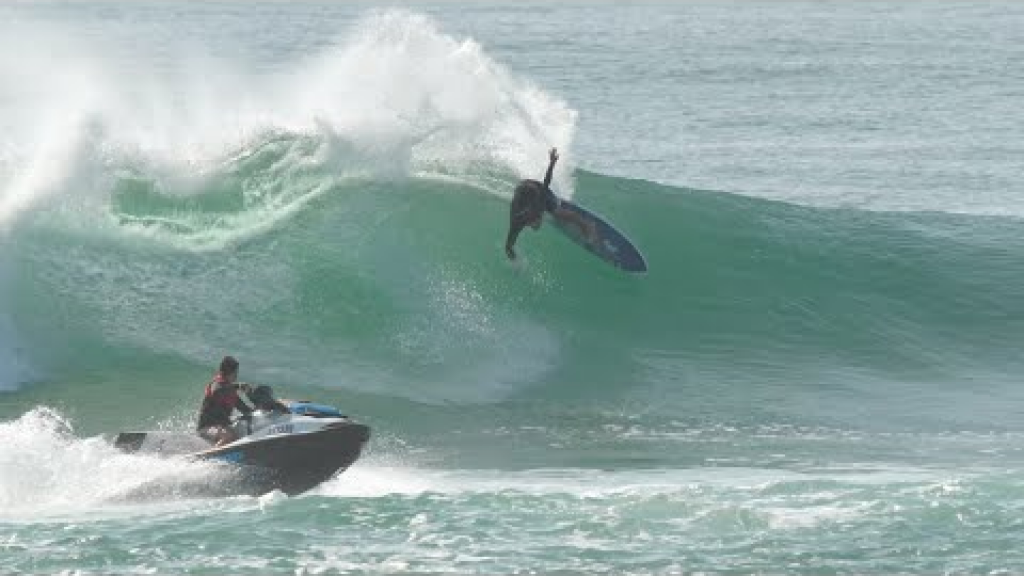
left=0, top=407, right=227, bottom=519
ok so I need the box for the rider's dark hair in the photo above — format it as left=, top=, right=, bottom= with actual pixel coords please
left=219, top=355, right=240, bottom=375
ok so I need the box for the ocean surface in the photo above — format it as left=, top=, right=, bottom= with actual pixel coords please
left=2, top=1, right=1024, bottom=574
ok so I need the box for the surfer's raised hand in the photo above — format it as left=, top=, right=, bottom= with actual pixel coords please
left=543, top=149, right=559, bottom=188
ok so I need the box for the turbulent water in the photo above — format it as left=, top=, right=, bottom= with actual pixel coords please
left=2, top=2, right=1024, bottom=574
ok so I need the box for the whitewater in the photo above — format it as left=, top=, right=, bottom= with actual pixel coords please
left=2, top=2, right=1024, bottom=574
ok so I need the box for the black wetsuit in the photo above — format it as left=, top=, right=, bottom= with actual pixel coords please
left=506, top=179, right=562, bottom=257
left=506, top=153, right=562, bottom=258
left=510, top=179, right=561, bottom=225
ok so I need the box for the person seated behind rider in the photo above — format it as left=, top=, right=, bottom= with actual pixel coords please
left=247, top=384, right=291, bottom=414
left=197, top=355, right=253, bottom=446
left=505, top=147, right=597, bottom=260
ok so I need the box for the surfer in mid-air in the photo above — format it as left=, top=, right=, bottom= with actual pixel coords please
left=505, top=148, right=596, bottom=260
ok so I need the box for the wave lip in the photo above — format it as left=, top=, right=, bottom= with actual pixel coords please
left=0, top=9, right=577, bottom=239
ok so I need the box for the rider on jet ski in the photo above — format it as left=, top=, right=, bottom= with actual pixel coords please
left=197, top=356, right=253, bottom=446
left=197, top=356, right=294, bottom=447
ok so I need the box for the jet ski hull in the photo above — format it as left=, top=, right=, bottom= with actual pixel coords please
left=114, top=421, right=370, bottom=496
left=196, top=423, right=370, bottom=495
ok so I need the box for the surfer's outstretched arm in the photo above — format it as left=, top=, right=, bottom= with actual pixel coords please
left=540, top=147, right=594, bottom=240
left=543, top=147, right=559, bottom=188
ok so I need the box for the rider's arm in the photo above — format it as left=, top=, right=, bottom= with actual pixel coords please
left=232, top=388, right=253, bottom=416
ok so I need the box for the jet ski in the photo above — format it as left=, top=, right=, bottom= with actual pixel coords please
left=114, top=386, right=370, bottom=496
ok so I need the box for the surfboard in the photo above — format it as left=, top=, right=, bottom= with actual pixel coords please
left=549, top=198, right=647, bottom=273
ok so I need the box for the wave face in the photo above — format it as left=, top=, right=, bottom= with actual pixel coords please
left=7, top=133, right=1024, bottom=432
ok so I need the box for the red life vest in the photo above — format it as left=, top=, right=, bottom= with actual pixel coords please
left=204, top=373, right=238, bottom=409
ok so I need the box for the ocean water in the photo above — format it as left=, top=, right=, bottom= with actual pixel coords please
left=2, top=2, right=1024, bottom=574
